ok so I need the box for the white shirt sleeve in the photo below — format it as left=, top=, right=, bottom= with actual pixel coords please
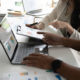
left=40, top=0, right=62, bottom=27
left=70, top=29, right=80, bottom=40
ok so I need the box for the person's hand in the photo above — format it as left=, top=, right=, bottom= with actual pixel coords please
left=21, top=53, right=56, bottom=69
left=49, top=21, right=74, bottom=34
left=25, top=22, right=44, bottom=30
left=49, top=20, right=69, bottom=29
left=25, top=23, right=39, bottom=29
left=37, top=32, right=63, bottom=46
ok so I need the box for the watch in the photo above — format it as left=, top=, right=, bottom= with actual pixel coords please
left=51, top=60, right=62, bottom=73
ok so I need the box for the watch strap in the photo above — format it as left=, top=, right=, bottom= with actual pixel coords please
left=51, top=60, right=62, bottom=73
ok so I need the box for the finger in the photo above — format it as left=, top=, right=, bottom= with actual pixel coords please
left=23, top=56, right=38, bottom=60
left=44, top=40, right=50, bottom=45
left=43, top=37, right=52, bottom=45
left=37, top=32, right=46, bottom=34
left=43, top=34, right=49, bottom=38
left=44, top=40, right=48, bottom=45
left=29, top=53, right=44, bottom=56
left=21, top=60, right=37, bottom=64
left=43, top=36, right=49, bottom=41
left=26, top=64, right=34, bottom=67
left=21, top=60, right=32, bottom=64
left=43, top=34, right=51, bottom=41
left=42, top=38, right=49, bottom=45
left=25, top=24, right=31, bottom=27
left=43, top=37, right=48, bottom=42
left=31, top=25, right=36, bottom=28
left=46, top=41, right=50, bottom=45
left=33, top=26, right=38, bottom=29
left=43, top=38, right=47, bottom=42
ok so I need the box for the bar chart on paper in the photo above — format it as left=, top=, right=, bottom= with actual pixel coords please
left=3, top=71, right=65, bottom=80
left=9, top=76, right=47, bottom=80
left=27, top=77, right=47, bottom=80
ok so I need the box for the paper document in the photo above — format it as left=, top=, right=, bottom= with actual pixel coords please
left=16, top=25, right=44, bottom=40
left=3, top=70, right=66, bottom=80
left=9, top=75, right=58, bottom=80
left=0, top=77, right=9, bottom=80
left=7, top=16, right=34, bottom=33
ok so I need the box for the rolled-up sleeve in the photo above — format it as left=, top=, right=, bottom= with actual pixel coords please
left=40, top=7, right=57, bottom=27
left=70, top=29, right=80, bottom=40
left=40, top=0, right=62, bottom=27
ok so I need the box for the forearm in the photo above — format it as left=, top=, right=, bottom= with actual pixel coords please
left=61, top=37, right=80, bottom=51
left=57, top=62, right=80, bottom=80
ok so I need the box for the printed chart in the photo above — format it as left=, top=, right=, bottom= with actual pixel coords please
left=3, top=70, right=66, bottom=80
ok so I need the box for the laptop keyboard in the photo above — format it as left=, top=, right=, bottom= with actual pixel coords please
left=15, top=45, right=35, bottom=62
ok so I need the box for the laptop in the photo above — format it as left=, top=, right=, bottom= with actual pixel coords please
left=22, top=0, right=49, bottom=16
left=0, top=17, right=48, bottom=65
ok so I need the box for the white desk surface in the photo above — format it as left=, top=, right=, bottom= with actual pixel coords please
left=0, top=26, right=79, bottom=77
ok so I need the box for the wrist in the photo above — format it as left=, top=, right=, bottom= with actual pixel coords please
left=61, top=37, right=71, bottom=47
left=65, top=22, right=69, bottom=30
left=60, top=37, right=66, bottom=46
left=58, top=37, right=64, bottom=45
left=37, top=22, right=44, bottom=30
left=51, top=60, right=62, bottom=73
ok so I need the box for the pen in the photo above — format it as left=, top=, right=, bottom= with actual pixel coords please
left=30, top=22, right=38, bottom=26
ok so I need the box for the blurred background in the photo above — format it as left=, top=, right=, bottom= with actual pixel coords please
left=0, top=0, right=59, bottom=13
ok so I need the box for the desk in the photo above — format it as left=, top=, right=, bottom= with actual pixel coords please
left=0, top=26, right=79, bottom=77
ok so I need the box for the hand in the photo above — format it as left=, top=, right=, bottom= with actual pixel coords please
left=37, top=32, right=63, bottom=46
left=49, top=20, right=68, bottom=29
left=49, top=21, right=74, bottom=34
left=25, top=22, right=44, bottom=30
left=25, top=24, right=38, bottom=29
left=21, top=53, right=56, bottom=69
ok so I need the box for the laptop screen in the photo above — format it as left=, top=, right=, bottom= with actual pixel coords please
left=0, top=18, right=17, bottom=59
left=22, top=0, right=42, bottom=12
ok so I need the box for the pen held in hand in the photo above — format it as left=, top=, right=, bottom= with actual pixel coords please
left=30, top=22, right=38, bottom=27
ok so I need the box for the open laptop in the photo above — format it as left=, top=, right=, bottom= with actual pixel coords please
left=22, top=0, right=49, bottom=16
left=0, top=17, right=48, bottom=65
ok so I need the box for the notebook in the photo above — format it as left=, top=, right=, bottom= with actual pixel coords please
left=0, top=17, right=48, bottom=64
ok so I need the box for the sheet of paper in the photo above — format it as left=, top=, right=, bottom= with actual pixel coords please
left=10, top=75, right=58, bottom=80
left=3, top=73, right=58, bottom=80
left=17, top=25, right=44, bottom=40
left=0, top=77, right=10, bottom=80
left=3, top=70, right=66, bottom=80
left=7, top=16, right=34, bottom=33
